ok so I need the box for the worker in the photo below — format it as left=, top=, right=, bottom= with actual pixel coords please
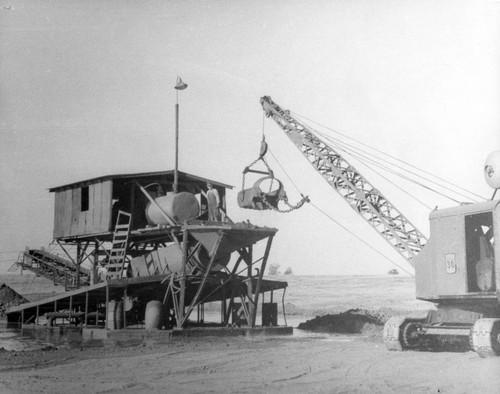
left=206, top=182, right=221, bottom=221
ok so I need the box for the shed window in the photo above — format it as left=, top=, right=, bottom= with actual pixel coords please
left=81, top=186, right=89, bottom=212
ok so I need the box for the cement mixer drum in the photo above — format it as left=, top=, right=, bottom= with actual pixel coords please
left=484, top=151, right=500, bottom=189
left=146, top=192, right=200, bottom=225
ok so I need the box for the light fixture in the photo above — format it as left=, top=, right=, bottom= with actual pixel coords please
left=175, top=77, right=188, bottom=90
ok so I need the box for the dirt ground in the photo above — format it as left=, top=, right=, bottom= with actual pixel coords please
left=0, top=327, right=499, bottom=394
left=1, top=277, right=497, bottom=393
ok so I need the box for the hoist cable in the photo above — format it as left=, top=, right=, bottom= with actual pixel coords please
left=320, top=137, right=436, bottom=209
left=310, top=202, right=414, bottom=276
left=268, top=129, right=436, bottom=210
left=292, top=111, right=487, bottom=202
left=313, top=125, right=479, bottom=204
left=325, top=138, right=462, bottom=207
left=267, top=148, right=304, bottom=195
left=317, top=130, right=479, bottom=204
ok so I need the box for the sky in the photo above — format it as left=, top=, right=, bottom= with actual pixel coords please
left=1, top=0, right=499, bottom=276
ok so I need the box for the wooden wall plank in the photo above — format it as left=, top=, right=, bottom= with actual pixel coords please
left=92, top=182, right=102, bottom=234
left=100, top=180, right=112, bottom=232
left=53, top=192, right=64, bottom=239
left=78, top=211, right=87, bottom=234
left=70, top=188, right=81, bottom=236
left=63, top=190, right=73, bottom=238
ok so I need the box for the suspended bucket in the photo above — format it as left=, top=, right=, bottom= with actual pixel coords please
left=237, top=177, right=285, bottom=210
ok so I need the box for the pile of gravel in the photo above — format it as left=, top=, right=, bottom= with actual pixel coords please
left=297, top=308, right=386, bottom=334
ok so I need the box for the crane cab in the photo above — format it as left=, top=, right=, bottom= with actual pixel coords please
left=414, top=199, right=499, bottom=311
left=385, top=200, right=500, bottom=357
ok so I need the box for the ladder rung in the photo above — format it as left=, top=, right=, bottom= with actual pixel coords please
left=107, top=265, right=123, bottom=269
left=113, top=233, right=128, bottom=238
left=114, top=226, right=130, bottom=233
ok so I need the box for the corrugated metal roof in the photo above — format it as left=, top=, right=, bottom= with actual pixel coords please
left=48, top=170, right=233, bottom=192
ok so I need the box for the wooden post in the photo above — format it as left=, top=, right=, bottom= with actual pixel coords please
left=251, top=235, right=274, bottom=328
left=36, top=305, right=39, bottom=325
left=174, top=102, right=179, bottom=194
left=221, top=298, right=226, bottom=325
left=123, top=286, right=127, bottom=329
left=246, top=246, right=254, bottom=327
left=76, top=243, right=81, bottom=289
left=84, top=290, right=89, bottom=328
left=105, top=285, right=109, bottom=330
left=54, top=300, right=57, bottom=312
left=21, top=309, right=24, bottom=325
left=69, top=295, right=73, bottom=325
left=93, top=241, right=99, bottom=285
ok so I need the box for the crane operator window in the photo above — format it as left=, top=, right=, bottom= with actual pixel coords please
left=465, top=212, right=495, bottom=292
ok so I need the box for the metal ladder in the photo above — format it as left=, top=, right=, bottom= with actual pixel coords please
left=106, top=211, right=132, bottom=280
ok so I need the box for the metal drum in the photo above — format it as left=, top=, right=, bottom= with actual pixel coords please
left=146, top=192, right=199, bottom=225
left=107, top=300, right=124, bottom=330
left=145, top=300, right=163, bottom=330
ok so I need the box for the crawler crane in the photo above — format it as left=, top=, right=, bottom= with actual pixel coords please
left=260, top=96, right=500, bottom=357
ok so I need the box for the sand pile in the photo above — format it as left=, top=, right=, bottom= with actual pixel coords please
left=297, top=308, right=386, bottom=335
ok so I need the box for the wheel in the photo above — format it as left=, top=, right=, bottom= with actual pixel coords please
left=402, top=321, right=423, bottom=349
left=470, top=318, right=500, bottom=358
left=384, top=316, right=425, bottom=351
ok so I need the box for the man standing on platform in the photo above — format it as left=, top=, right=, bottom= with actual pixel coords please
left=206, top=182, right=221, bottom=221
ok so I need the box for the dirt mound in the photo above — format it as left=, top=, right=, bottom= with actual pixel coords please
left=0, top=284, right=27, bottom=316
left=297, top=309, right=386, bottom=335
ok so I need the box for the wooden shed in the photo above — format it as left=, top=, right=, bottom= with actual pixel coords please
left=49, top=170, right=232, bottom=241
